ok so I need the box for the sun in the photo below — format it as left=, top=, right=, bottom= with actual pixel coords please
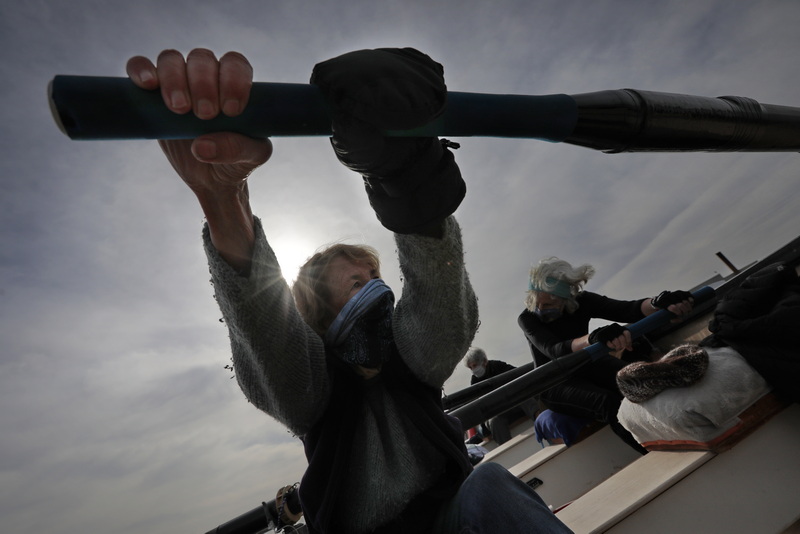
left=270, top=236, right=316, bottom=285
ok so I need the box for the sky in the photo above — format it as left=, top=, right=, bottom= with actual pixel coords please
left=1, top=1, right=799, bottom=532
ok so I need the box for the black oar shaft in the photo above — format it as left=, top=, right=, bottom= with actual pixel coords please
left=566, top=89, right=800, bottom=152
left=443, top=361, right=537, bottom=411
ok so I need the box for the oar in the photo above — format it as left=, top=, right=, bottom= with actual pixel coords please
left=449, top=285, right=715, bottom=432
left=443, top=361, right=538, bottom=411
left=204, top=484, right=301, bottom=534
left=48, top=76, right=800, bottom=152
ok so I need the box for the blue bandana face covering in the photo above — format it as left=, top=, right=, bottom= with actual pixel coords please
left=324, top=279, right=396, bottom=368
left=533, top=306, right=563, bottom=322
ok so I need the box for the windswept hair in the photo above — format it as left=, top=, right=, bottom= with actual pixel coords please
left=292, top=243, right=381, bottom=336
left=525, top=257, right=595, bottom=314
left=464, top=347, right=488, bottom=367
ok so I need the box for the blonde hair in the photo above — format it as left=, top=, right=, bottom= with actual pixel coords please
left=292, top=243, right=381, bottom=335
left=525, top=257, right=595, bottom=314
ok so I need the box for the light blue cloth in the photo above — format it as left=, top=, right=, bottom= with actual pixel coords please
left=534, top=409, right=592, bottom=447
left=529, top=276, right=573, bottom=299
left=324, top=278, right=394, bottom=347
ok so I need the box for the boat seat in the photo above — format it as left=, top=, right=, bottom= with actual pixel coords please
left=479, top=425, right=538, bottom=469
left=557, top=403, right=800, bottom=533
left=576, top=404, right=800, bottom=534
left=507, top=425, right=641, bottom=511
left=555, top=449, right=715, bottom=533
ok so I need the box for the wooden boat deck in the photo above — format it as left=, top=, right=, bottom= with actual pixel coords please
left=593, top=403, right=799, bottom=533
left=555, top=449, right=714, bottom=532
left=477, top=421, right=536, bottom=469
left=554, top=403, right=800, bottom=533
left=507, top=426, right=641, bottom=511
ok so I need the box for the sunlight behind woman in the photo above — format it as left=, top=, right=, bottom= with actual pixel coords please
left=271, top=236, right=316, bottom=284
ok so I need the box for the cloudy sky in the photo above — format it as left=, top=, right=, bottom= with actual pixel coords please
left=2, top=1, right=799, bottom=532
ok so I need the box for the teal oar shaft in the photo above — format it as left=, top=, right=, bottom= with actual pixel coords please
left=449, top=285, right=715, bottom=431
left=48, top=75, right=577, bottom=142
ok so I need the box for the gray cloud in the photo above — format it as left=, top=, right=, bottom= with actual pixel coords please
left=2, top=0, right=799, bottom=532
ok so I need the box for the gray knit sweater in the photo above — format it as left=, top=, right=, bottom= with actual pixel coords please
left=204, top=215, right=479, bottom=532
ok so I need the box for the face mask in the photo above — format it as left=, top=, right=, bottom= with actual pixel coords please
left=472, top=365, right=486, bottom=378
left=534, top=306, right=562, bottom=322
left=325, top=280, right=396, bottom=369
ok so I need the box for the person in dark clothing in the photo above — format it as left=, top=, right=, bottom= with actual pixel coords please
left=126, top=47, right=573, bottom=534
left=700, top=262, right=800, bottom=403
left=518, top=257, right=693, bottom=452
left=464, top=348, right=539, bottom=444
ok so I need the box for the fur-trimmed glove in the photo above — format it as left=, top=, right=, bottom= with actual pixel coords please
left=588, top=323, right=626, bottom=345
left=310, top=47, right=466, bottom=234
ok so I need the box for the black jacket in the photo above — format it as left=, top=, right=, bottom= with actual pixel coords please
left=470, top=360, right=516, bottom=385
left=701, top=263, right=800, bottom=403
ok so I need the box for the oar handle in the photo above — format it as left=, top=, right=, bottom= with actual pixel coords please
left=584, top=284, right=716, bottom=361
left=48, top=75, right=578, bottom=141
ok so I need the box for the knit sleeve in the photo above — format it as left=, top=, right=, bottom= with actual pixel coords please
left=391, top=216, right=480, bottom=388
left=204, top=217, right=330, bottom=437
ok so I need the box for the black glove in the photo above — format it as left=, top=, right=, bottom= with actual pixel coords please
left=651, top=290, right=693, bottom=310
left=311, top=48, right=466, bottom=234
left=588, top=323, right=626, bottom=345
left=311, top=47, right=447, bottom=130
